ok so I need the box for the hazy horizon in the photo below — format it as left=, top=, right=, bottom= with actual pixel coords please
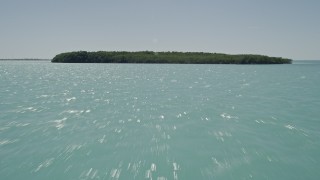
left=1, top=0, right=320, bottom=60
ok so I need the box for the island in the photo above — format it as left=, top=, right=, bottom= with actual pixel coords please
left=51, top=51, right=292, bottom=64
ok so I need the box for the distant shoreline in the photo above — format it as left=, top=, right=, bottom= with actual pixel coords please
left=51, top=51, right=292, bottom=64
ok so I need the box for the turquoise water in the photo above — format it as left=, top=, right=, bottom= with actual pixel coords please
left=1, top=61, right=320, bottom=179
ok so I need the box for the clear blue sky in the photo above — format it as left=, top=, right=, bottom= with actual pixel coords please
left=1, top=0, right=319, bottom=60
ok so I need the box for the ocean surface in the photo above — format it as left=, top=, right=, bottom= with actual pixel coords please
left=1, top=60, right=319, bottom=180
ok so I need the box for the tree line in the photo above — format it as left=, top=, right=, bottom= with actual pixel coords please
left=51, top=51, right=292, bottom=64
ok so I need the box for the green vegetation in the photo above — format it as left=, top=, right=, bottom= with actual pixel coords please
left=51, top=51, right=292, bottom=64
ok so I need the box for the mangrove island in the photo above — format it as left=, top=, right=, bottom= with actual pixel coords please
left=51, top=51, right=292, bottom=64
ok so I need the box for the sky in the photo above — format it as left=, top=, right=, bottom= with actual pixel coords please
left=0, top=0, right=319, bottom=60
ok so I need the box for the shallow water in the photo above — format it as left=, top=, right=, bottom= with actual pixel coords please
left=1, top=61, right=320, bottom=179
